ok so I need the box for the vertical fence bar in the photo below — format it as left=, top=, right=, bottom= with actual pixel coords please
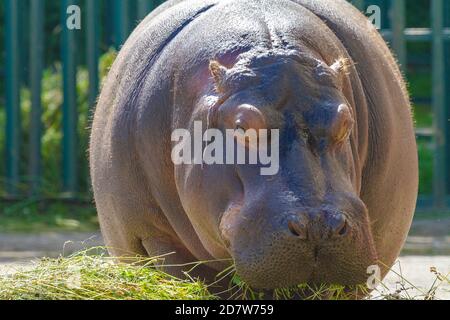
left=5, top=0, right=21, bottom=197
left=352, top=0, right=365, bottom=11
left=114, top=0, right=130, bottom=49
left=87, top=0, right=99, bottom=111
left=380, top=0, right=389, bottom=29
left=29, top=0, right=45, bottom=195
left=445, top=0, right=450, bottom=196
left=431, top=0, right=447, bottom=208
left=61, top=0, right=78, bottom=196
left=137, top=0, right=154, bottom=20
left=18, top=0, right=29, bottom=89
left=390, top=0, right=406, bottom=71
left=104, top=0, right=115, bottom=48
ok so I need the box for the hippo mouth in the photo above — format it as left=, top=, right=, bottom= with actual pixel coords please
left=218, top=199, right=379, bottom=290
left=230, top=242, right=378, bottom=290
left=229, top=235, right=379, bottom=290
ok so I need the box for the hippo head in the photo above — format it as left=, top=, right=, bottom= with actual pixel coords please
left=173, top=49, right=377, bottom=289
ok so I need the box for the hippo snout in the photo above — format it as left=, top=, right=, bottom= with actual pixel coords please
left=287, top=211, right=350, bottom=241
left=220, top=199, right=377, bottom=290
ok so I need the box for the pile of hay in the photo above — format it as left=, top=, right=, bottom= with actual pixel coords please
left=0, top=248, right=214, bottom=300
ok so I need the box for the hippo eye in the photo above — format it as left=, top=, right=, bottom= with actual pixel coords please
left=301, top=128, right=318, bottom=152
left=331, top=104, right=354, bottom=146
left=300, top=128, right=310, bottom=140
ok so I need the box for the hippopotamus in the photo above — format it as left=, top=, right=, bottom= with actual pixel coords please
left=90, top=0, right=418, bottom=292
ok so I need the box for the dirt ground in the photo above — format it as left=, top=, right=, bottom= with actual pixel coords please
left=376, top=256, right=450, bottom=299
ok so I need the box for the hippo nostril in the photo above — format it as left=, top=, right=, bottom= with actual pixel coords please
left=329, top=213, right=349, bottom=238
left=288, top=220, right=308, bottom=240
left=338, top=221, right=348, bottom=236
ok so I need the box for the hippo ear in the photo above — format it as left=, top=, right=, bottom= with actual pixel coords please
left=330, top=58, right=351, bottom=75
left=209, top=60, right=228, bottom=93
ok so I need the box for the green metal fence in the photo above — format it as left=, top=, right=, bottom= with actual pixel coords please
left=352, top=0, right=450, bottom=210
left=1, top=0, right=164, bottom=199
left=0, top=0, right=449, bottom=211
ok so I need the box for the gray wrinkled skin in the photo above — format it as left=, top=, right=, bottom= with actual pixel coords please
left=90, top=0, right=418, bottom=291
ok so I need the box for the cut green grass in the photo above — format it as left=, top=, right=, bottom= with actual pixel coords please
left=0, top=248, right=448, bottom=300
left=0, top=248, right=214, bottom=300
